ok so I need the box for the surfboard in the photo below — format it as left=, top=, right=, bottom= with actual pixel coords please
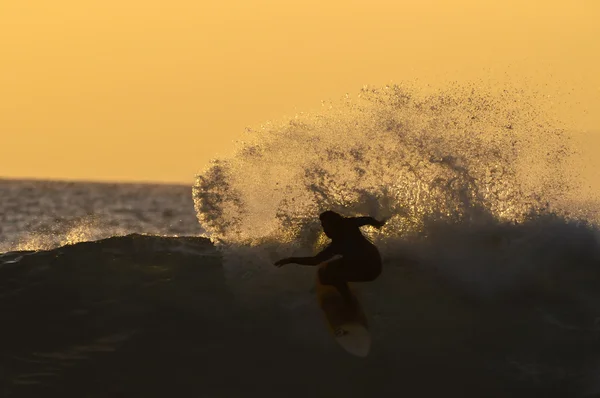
left=315, top=261, right=371, bottom=357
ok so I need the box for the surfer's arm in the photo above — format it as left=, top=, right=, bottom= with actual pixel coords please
left=350, top=216, right=386, bottom=229
left=274, top=245, right=336, bottom=267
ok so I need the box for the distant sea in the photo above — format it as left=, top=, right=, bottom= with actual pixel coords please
left=0, top=179, right=203, bottom=252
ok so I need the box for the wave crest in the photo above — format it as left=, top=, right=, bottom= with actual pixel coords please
left=193, top=83, right=579, bottom=250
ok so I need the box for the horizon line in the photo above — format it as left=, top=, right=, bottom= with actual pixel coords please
left=0, top=176, right=193, bottom=187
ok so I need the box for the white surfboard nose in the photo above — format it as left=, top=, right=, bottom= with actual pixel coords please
left=334, top=323, right=371, bottom=357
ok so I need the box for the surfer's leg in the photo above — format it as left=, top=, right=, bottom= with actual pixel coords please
left=322, top=258, right=381, bottom=283
left=335, top=282, right=354, bottom=306
left=318, top=259, right=358, bottom=309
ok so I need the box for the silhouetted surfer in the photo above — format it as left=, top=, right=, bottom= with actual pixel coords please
left=275, top=210, right=386, bottom=309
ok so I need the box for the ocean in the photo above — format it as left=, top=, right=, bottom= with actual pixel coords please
left=0, top=179, right=202, bottom=253
left=2, top=84, right=600, bottom=397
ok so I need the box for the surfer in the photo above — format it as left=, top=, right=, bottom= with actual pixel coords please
left=274, top=210, right=386, bottom=309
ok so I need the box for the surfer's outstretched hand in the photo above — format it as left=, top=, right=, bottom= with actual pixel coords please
left=274, top=258, right=292, bottom=267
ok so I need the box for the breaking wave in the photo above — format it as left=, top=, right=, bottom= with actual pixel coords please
left=192, top=83, right=597, bottom=294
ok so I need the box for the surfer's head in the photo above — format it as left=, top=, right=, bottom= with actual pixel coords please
left=319, top=210, right=344, bottom=239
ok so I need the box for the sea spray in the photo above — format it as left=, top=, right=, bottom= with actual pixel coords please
left=193, top=83, right=589, bottom=300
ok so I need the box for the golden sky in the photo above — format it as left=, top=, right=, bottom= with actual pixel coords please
left=1, top=0, right=599, bottom=187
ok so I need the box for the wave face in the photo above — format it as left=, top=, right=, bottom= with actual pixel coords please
left=2, top=234, right=600, bottom=397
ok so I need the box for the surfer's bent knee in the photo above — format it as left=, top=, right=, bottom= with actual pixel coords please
left=318, top=257, right=381, bottom=284
left=318, top=261, right=340, bottom=285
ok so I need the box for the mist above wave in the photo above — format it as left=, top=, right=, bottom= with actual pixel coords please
left=193, top=83, right=581, bottom=251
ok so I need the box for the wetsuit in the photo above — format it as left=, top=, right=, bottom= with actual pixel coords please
left=313, top=216, right=383, bottom=287
left=275, top=213, right=384, bottom=306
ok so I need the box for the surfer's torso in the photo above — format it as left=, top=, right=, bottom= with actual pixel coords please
left=319, top=220, right=382, bottom=269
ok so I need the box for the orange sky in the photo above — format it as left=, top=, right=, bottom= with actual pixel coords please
left=1, top=0, right=598, bottom=189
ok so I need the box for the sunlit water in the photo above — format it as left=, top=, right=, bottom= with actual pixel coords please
left=0, top=179, right=202, bottom=252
